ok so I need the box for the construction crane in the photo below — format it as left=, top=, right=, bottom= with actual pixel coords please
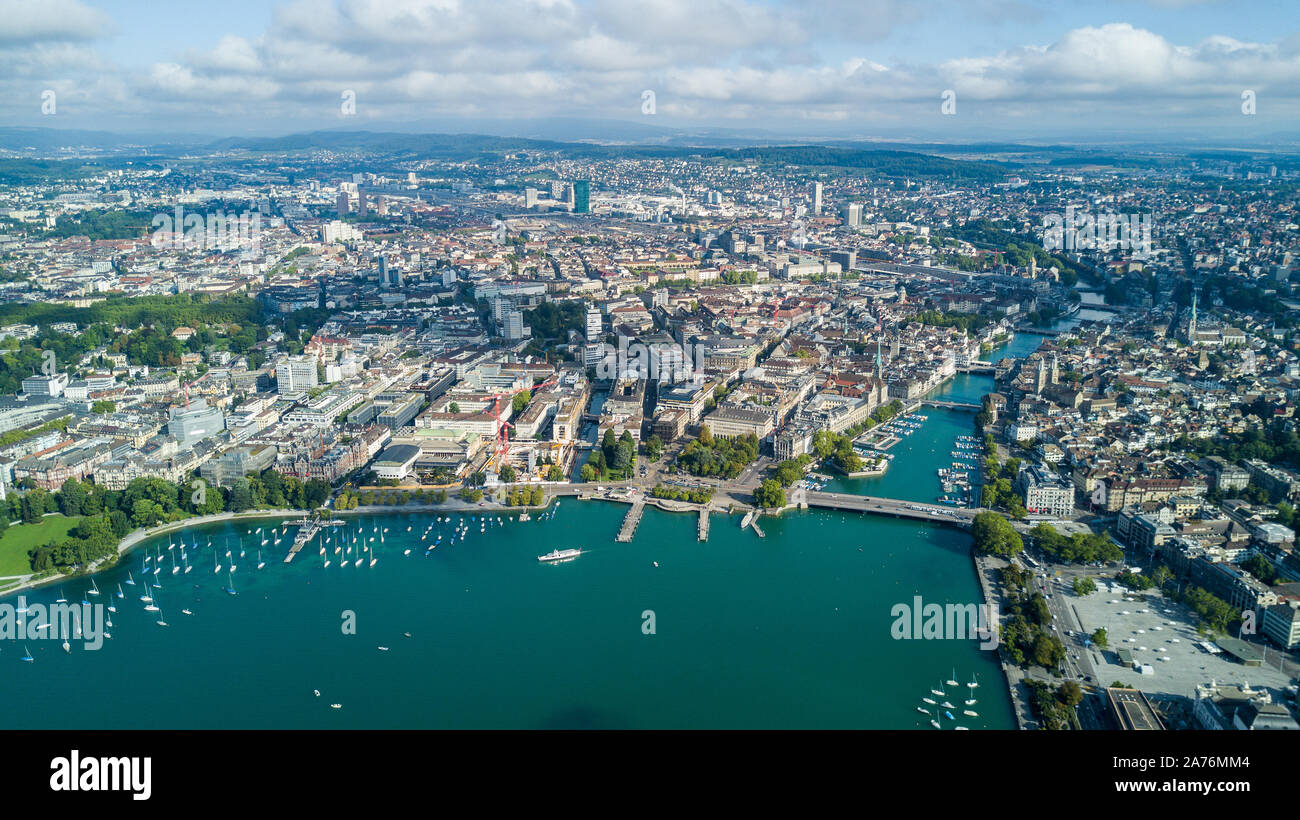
left=483, top=374, right=559, bottom=472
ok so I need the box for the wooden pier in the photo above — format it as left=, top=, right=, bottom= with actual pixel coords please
left=616, top=498, right=646, bottom=542
left=697, top=508, right=710, bottom=541
left=283, top=518, right=324, bottom=563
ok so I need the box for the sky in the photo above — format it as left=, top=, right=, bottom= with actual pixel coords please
left=3, top=0, right=1300, bottom=144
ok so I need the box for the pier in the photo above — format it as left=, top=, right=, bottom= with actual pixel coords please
left=283, top=518, right=325, bottom=563
left=616, top=498, right=646, bottom=542
left=698, top=508, right=710, bottom=541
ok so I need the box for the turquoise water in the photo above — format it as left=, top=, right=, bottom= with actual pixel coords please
left=1, top=505, right=1012, bottom=729
left=0, top=334, right=1040, bottom=730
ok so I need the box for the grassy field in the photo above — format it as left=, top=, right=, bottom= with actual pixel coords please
left=0, top=514, right=80, bottom=576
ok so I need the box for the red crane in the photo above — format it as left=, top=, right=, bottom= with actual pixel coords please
left=483, top=374, right=558, bottom=471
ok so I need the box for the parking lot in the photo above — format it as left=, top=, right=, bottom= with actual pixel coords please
left=1067, top=582, right=1295, bottom=698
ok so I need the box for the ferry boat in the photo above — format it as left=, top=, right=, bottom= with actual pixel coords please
left=538, top=548, right=581, bottom=563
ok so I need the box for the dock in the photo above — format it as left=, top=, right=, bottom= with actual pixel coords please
left=616, top=498, right=645, bottom=542
left=283, top=518, right=324, bottom=563
left=751, top=518, right=765, bottom=538
left=698, top=508, right=710, bottom=541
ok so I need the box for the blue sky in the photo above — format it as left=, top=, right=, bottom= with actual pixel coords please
left=4, top=0, right=1299, bottom=143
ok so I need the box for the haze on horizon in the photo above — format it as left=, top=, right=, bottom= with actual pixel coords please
left=3, top=0, right=1300, bottom=146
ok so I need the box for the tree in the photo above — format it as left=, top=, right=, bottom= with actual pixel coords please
left=58, top=478, right=87, bottom=517
left=644, top=434, right=663, bottom=461
left=511, top=391, right=531, bottom=415
left=698, top=425, right=713, bottom=447
left=546, top=465, right=564, bottom=482
left=449, top=402, right=460, bottom=414
left=754, top=479, right=785, bottom=509
left=1090, top=628, right=1109, bottom=650
left=1057, top=681, right=1083, bottom=708
left=580, top=463, right=597, bottom=482
left=499, top=464, right=517, bottom=483
left=1072, top=577, right=1096, bottom=596
left=971, top=511, right=1023, bottom=557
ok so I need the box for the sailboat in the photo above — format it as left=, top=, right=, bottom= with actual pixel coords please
left=21, top=644, right=33, bottom=663
left=107, top=598, right=116, bottom=614
left=184, top=554, right=192, bottom=573
left=323, top=550, right=331, bottom=569
left=116, top=583, right=125, bottom=599
left=56, top=587, right=67, bottom=604
left=152, top=547, right=162, bottom=574
left=947, top=669, right=959, bottom=687
left=968, top=673, right=979, bottom=690
left=156, top=606, right=168, bottom=627
left=931, top=681, right=945, bottom=697
left=171, top=552, right=180, bottom=575
left=929, top=709, right=941, bottom=730
left=257, top=550, right=265, bottom=570
left=125, top=572, right=135, bottom=587
left=225, top=571, right=238, bottom=596
left=965, top=696, right=977, bottom=706
left=963, top=709, right=979, bottom=717
left=62, top=639, right=71, bottom=653
left=87, top=578, right=100, bottom=596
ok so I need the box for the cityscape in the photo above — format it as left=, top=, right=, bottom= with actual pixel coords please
left=0, top=0, right=1298, bottom=781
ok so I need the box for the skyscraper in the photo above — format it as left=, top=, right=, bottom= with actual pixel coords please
left=574, top=180, right=590, bottom=214
left=812, top=182, right=823, bottom=216
left=336, top=191, right=349, bottom=217
left=586, top=308, right=602, bottom=341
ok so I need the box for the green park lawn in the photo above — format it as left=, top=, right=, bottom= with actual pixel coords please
left=0, top=514, right=81, bottom=576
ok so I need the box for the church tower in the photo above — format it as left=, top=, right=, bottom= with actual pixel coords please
left=1188, top=292, right=1198, bottom=344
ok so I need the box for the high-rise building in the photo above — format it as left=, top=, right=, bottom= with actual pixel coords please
left=503, top=310, right=525, bottom=340
left=378, top=255, right=388, bottom=287
left=586, top=308, right=602, bottom=341
left=812, top=182, right=823, bottom=216
left=573, top=180, right=590, bottom=214
left=277, top=355, right=319, bottom=396
left=356, top=189, right=368, bottom=217
left=524, top=187, right=539, bottom=208
left=336, top=191, right=349, bottom=217
left=843, top=203, right=862, bottom=227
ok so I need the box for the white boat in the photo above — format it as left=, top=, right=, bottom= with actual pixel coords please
left=331, top=704, right=342, bottom=709
left=182, top=609, right=193, bottom=615
left=954, top=726, right=969, bottom=731
left=916, top=706, right=930, bottom=715
left=921, top=697, right=936, bottom=705
left=946, top=669, right=959, bottom=687
left=963, top=709, right=979, bottom=717
left=965, top=698, right=977, bottom=706
left=940, top=701, right=955, bottom=710
left=257, top=550, right=265, bottom=570
left=88, top=578, right=100, bottom=596
left=377, top=646, right=389, bottom=651
left=929, top=710, right=941, bottom=729
left=968, top=674, right=979, bottom=690
left=538, top=548, right=581, bottom=563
